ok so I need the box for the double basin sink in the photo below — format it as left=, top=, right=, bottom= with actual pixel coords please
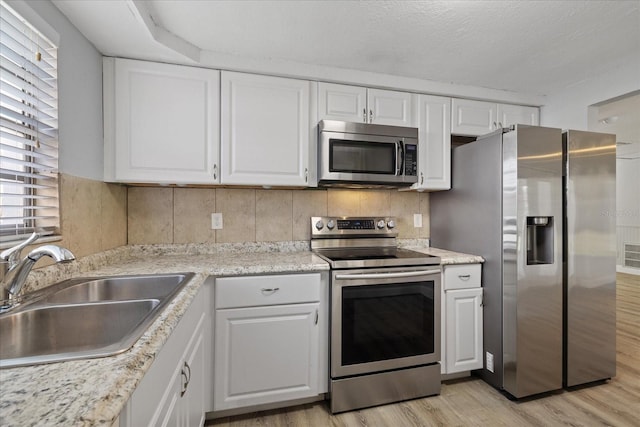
left=0, top=273, right=194, bottom=369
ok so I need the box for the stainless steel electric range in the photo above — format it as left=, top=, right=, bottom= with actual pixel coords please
left=311, top=216, right=442, bottom=413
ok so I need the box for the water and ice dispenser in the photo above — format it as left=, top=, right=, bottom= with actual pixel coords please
left=526, top=216, right=554, bottom=265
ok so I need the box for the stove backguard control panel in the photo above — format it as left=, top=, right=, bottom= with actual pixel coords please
left=312, top=216, right=398, bottom=237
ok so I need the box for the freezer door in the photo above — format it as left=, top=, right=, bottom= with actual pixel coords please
left=563, top=130, right=616, bottom=387
left=502, top=125, right=564, bottom=398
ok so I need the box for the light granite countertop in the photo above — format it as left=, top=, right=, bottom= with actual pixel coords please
left=403, top=245, right=485, bottom=265
left=0, top=241, right=481, bottom=427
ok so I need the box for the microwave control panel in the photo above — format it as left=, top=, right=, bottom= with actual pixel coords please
left=404, top=144, right=417, bottom=176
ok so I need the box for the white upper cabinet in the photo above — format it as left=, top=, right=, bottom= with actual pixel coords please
left=221, top=71, right=314, bottom=187
left=367, top=88, right=416, bottom=126
left=318, top=83, right=416, bottom=127
left=104, top=58, right=220, bottom=184
left=497, top=104, right=540, bottom=128
left=451, top=98, right=497, bottom=136
left=317, top=83, right=367, bottom=123
left=451, top=98, right=539, bottom=136
left=411, top=95, right=451, bottom=191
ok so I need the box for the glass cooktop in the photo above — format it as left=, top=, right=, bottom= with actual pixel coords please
left=314, top=247, right=440, bottom=269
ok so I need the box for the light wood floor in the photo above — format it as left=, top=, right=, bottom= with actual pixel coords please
left=208, top=273, right=640, bottom=427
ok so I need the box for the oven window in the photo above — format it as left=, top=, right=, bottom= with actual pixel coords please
left=329, top=139, right=395, bottom=174
left=341, top=282, right=435, bottom=365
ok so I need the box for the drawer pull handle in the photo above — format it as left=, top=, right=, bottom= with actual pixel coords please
left=458, top=274, right=471, bottom=280
left=261, top=287, right=280, bottom=294
left=315, top=309, right=319, bottom=325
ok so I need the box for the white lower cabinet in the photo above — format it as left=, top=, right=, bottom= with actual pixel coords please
left=444, top=288, right=483, bottom=373
left=213, top=273, right=328, bottom=412
left=441, top=264, right=483, bottom=376
left=119, top=284, right=211, bottom=427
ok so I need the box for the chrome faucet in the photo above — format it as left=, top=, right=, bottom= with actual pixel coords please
left=1, top=233, right=75, bottom=308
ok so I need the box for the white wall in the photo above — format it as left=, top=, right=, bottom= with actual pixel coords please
left=9, top=0, right=103, bottom=180
left=540, top=57, right=640, bottom=130
left=541, top=58, right=640, bottom=273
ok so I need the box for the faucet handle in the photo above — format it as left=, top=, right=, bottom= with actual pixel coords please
left=1, top=232, right=40, bottom=268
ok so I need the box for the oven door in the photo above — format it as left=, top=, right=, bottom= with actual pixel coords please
left=331, top=266, right=441, bottom=379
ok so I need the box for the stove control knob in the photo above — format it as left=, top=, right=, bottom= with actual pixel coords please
left=315, top=220, right=324, bottom=231
left=377, top=219, right=386, bottom=229
left=327, top=219, right=335, bottom=230
left=387, top=220, right=396, bottom=229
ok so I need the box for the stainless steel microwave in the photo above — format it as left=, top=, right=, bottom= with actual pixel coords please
left=317, top=120, right=418, bottom=188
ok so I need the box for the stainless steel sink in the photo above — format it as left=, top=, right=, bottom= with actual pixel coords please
left=0, top=273, right=194, bottom=368
left=43, top=274, right=191, bottom=304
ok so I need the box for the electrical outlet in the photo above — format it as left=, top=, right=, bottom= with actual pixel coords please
left=211, top=213, right=223, bottom=230
left=486, top=351, right=494, bottom=372
left=413, top=213, right=423, bottom=228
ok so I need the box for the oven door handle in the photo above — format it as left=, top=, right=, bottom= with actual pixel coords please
left=335, top=269, right=440, bottom=280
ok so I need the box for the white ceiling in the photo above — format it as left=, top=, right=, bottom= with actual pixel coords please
left=52, top=0, right=640, bottom=97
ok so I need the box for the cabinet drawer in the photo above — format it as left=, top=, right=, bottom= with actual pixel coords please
left=443, top=264, right=481, bottom=290
left=215, top=273, right=320, bottom=309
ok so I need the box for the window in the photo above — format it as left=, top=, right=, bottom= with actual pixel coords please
left=0, top=0, right=59, bottom=246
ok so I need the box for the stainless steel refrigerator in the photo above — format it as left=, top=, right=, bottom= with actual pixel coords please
left=431, top=125, right=616, bottom=398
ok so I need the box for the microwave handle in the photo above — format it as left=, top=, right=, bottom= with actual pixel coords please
left=395, top=140, right=404, bottom=176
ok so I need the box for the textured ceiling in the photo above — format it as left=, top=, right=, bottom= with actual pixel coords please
left=53, top=0, right=640, bottom=96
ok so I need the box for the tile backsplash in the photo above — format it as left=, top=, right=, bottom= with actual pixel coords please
left=13, top=174, right=128, bottom=272
left=59, top=174, right=128, bottom=257
left=128, top=187, right=431, bottom=244
left=20, top=176, right=430, bottom=270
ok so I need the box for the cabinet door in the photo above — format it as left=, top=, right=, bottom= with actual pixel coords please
left=367, top=88, right=416, bottom=126
left=414, top=95, right=451, bottom=190
left=221, top=71, right=311, bottom=186
left=451, top=98, right=497, bottom=136
left=105, top=58, right=220, bottom=184
left=121, top=285, right=210, bottom=427
left=214, top=303, right=320, bottom=410
left=182, top=315, right=207, bottom=427
left=497, top=104, right=539, bottom=127
left=318, top=82, right=367, bottom=123
left=445, top=288, right=483, bottom=373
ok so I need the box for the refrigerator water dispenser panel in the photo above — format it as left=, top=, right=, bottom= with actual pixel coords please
left=526, top=216, right=554, bottom=265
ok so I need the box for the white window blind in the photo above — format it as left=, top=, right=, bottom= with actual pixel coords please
left=0, top=0, right=59, bottom=245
